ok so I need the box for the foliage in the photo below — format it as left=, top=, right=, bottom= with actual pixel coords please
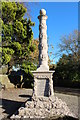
left=2, top=48, right=14, bottom=64
left=21, top=62, right=37, bottom=74
left=8, top=61, right=37, bottom=88
left=54, top=54, right=80, bottom=88
left=49, top=63, right=56, bottom=70
left=30, top=39, right=39, bottom=66
left=52, top=30, right=80, bottom=88
left=2, top=2, right=35, bottom=74
left=1, top=2, right=38, bottom=88
left=20, top=62, right=37, bottom=88
left=59, top=30, right=79, bottom=62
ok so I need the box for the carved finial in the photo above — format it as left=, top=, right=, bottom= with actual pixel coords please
left=40, top=9, right=46, bottom=15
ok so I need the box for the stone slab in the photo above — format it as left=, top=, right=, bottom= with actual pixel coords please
left=37, top=78, right=49, bottom=96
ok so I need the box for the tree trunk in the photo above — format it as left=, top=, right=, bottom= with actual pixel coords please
left=7, top=62, right=12, bottom=75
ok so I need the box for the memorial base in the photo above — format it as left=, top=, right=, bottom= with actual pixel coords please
left=11, top=71, right=76, bottom=119
left=11, top=96, right=76, bottom=119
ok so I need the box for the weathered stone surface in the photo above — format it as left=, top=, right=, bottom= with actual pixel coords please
left=32, top=9, right=55, bottom=98
left=11, top=96, right=76, bottom=119
left=37, top=9, right=49, bottom=71
left=32, top=71, right=54, bottom=97
left=25, top=101, right=34, bottom=108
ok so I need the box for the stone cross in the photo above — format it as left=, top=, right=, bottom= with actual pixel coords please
left=37, top=9, right=49, bottom=71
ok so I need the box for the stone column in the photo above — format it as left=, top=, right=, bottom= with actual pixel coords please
left=37, top=9, right=49, bottom=71
left=32, top=9, right=55, bottom=98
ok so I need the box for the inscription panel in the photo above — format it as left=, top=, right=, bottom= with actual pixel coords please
left=37, top=79, right=49, bottom=97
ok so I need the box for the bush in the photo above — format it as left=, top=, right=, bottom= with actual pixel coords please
left=53, top=54, right=80, bottom=88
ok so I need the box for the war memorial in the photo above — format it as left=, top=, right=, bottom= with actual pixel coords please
left=11, top=9, right=75, bottom=119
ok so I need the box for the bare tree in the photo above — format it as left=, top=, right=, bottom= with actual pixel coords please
left=59, top=30, right=79, bottom=62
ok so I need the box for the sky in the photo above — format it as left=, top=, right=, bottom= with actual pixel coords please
left=24, top=2, right=78, bottom=64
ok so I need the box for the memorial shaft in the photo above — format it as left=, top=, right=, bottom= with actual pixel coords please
left=37, top=9, right=49, bottom=71
left=32, top=9, right=54, bottom=97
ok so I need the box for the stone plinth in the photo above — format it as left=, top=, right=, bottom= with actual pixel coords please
left=32, top=71, right=55, bottom=97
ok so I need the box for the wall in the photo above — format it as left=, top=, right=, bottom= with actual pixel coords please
left=0, top=75, right=15, bottom=89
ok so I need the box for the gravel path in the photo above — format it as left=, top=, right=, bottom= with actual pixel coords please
left=54, top=93, right=79, bottom=119
left=0, top=88, right=79, bottom=119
